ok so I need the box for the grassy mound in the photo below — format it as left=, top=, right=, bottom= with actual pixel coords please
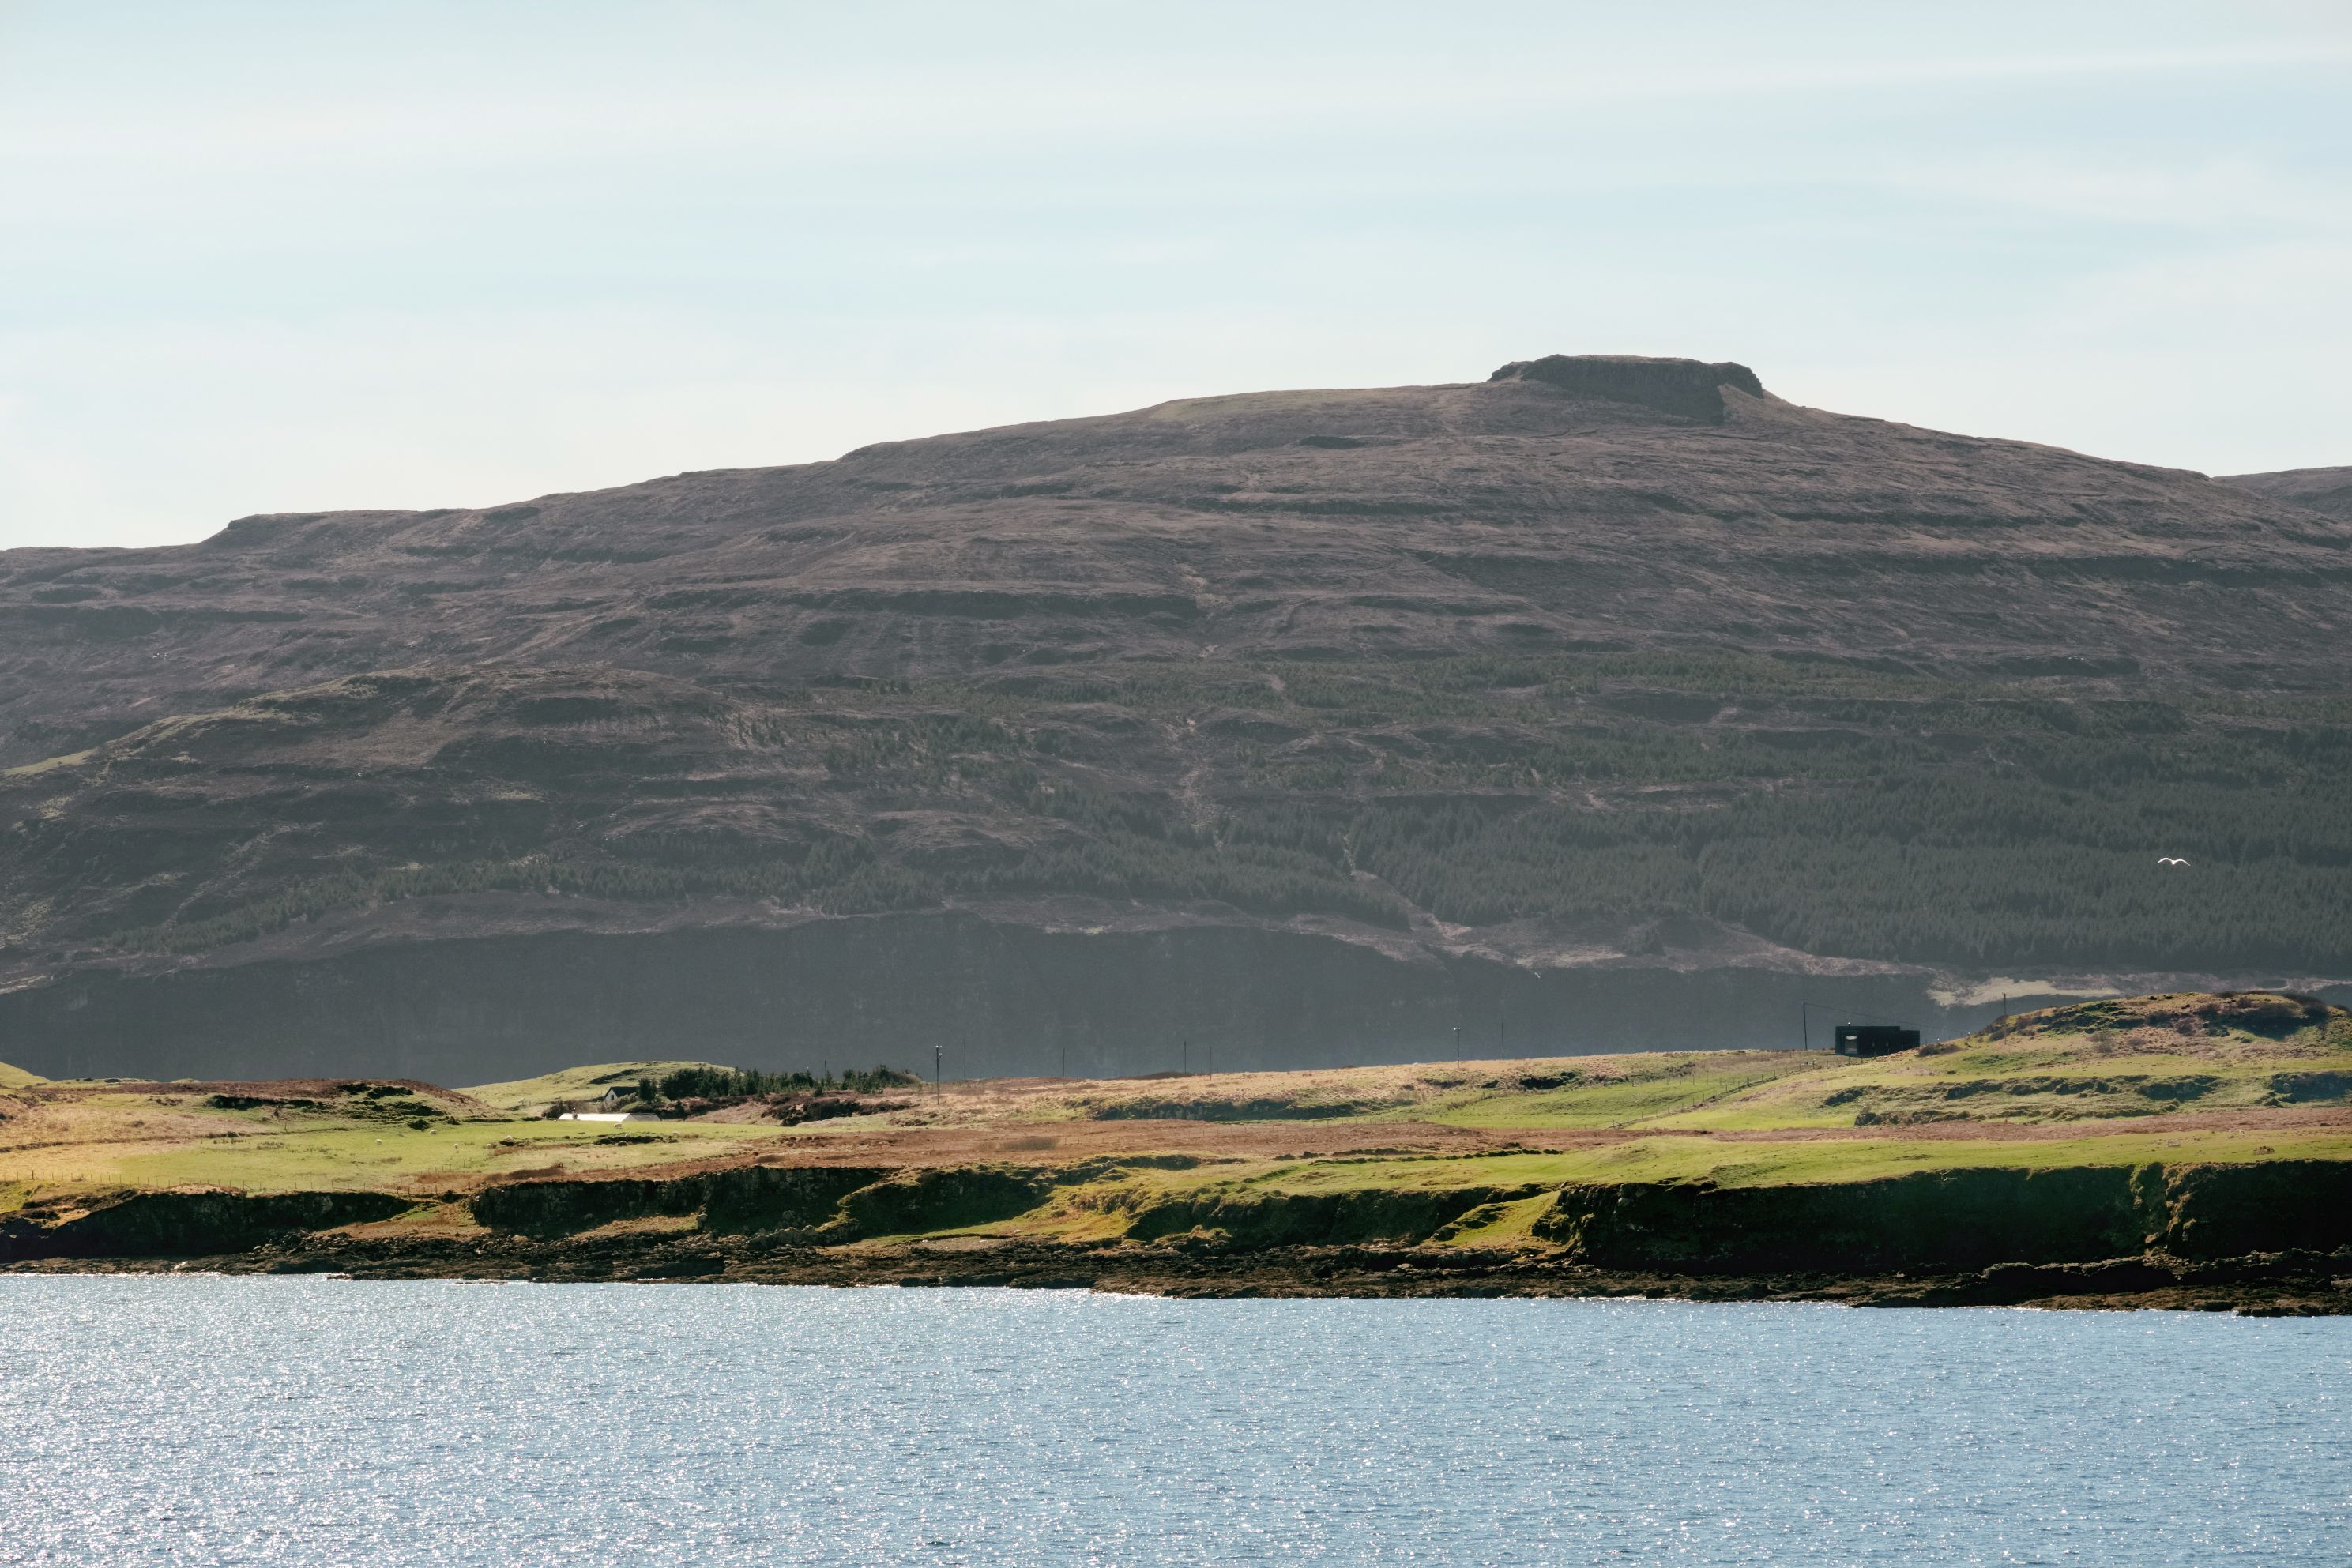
left=462, top=1061, right=733, bottom=1114
left=1979, top=991, right=2346, bottom=1044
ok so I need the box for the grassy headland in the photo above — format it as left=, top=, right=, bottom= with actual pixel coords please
left=6, top=991, right=2350, bottom=1311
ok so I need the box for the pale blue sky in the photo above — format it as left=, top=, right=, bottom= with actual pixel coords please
left=2, top=2, right=2347, bottom=548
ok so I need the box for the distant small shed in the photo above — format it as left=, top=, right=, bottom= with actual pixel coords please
left=1834, top=1024, right=1921, bottom=1058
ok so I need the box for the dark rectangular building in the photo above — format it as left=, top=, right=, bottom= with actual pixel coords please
left=1834, top=1024, right=1921, bottom=1057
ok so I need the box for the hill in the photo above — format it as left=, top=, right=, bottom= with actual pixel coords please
left=464, top=1060, right=737, bottom=1115
left=0, top=356, right=2347, bottom=1081
left=2222, top=464, right=2352, bottom=520
left=5, top=992, right=2349, bottom=1310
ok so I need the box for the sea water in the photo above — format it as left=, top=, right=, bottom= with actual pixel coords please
left=2, top=1276, right=2346, bottom=1565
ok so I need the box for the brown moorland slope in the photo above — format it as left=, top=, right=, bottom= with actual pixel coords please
left=0, top=358, right=2346, bottom=1082
left=2222, top=464, right=2352, bottom=521
left=6, top=356, right=2347, bottom=763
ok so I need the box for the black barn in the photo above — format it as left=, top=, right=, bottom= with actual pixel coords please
left=1833, top=1024, right=1921, bottom=1057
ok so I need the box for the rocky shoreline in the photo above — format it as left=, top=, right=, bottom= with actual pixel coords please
left=13, top=1231, right=2350, bottom=1317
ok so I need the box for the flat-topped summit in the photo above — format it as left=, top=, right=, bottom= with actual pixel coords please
left=1488, top=353, right=1767, bottom=423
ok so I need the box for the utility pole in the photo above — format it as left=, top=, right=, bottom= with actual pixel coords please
left=1801, top=1002, right=1810, bottom=1052
left=934, top=1042, right=942, bottom=1095
left=1452, top=1025, right=1462, bottom=1059
left=1182, top=1036, right=1190, bottom=1074
left=1500, top=1011, right=1508, bottom=1062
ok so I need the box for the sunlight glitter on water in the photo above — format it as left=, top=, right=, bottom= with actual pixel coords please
left=4, top=1277, right=2346, bottom=1565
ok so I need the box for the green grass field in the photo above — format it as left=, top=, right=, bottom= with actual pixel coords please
left=0, top=1078, right=770, bottom=1216
left=4, top=993, right=2347, bottom=1249
left=1007, top=991, right=2352, bottom=1137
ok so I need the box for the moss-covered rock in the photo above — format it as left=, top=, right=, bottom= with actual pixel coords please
left=469, top=1176, right=702, bottom=1239
left=9, top=1188, right=410, bottom=1259
left=701, top=1165, right=894, bottom=1235
left=2157, top=1161, right=2352, bottom=1258
left=1532, top=1160, right=2352, bottom=1273
left=830, top=1166, right=1055, bottom=1239
left=1533, top=1167, right=2149, bottom=1273
left=1127, top=1183, right=1541, bottom=1248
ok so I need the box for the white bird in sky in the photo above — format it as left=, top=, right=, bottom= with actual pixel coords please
left=2158, top=856, right=2191, bottom=867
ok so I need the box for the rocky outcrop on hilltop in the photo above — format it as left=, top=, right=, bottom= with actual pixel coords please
left=1487, top=352, right=1767, bottom=421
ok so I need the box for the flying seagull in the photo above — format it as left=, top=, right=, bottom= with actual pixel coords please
left=2158, top=856, right=2190, bottom=867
